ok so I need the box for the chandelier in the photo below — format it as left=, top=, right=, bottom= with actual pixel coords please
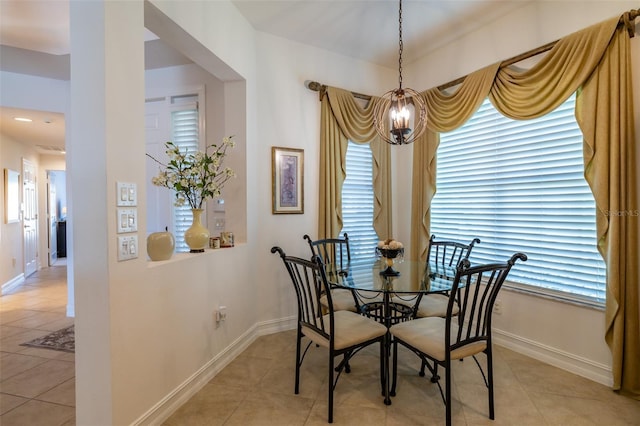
left=373, top=0, right=427, bottom=145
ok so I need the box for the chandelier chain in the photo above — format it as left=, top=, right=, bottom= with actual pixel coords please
left=398, top=0, right=403, bottom=89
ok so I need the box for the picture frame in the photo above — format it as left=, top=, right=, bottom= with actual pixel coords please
left=4, top=168, right=20, bottom=224
left=272, top=147, right=304, bottom=214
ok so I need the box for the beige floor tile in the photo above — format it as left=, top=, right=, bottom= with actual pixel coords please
left=0, top=393, right=29, bottom=415
left=36, top=377, right=75, bottom=407
left=34, top=316, right=74, bottom=332
left=0, top=309, right=40, bottom=325
left=305, top=399, right=387, bottom=425
left=0, top=352, right=50, bottom=381
left=224, top=390, right=314, bottom=426
left=531, top=390, right=640, bottom=426
left=0, top=359, right=75, bottom=398
left=4, top=311, right=68, bottom=330
left=0, top=329, right=53, bottom=353
left=208, top=353, right=276, bottom=391
left=163, top=382, right=246, bottom=426
left=0, top=399, right=75, bottom=426
left=0, top=325, right=31, bottom=339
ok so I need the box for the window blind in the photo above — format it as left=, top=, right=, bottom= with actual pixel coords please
left=431, top=95, right=606, bottom=306
left=341, top=141, right=378, bottom=262
left=171, top=107, right=200, bottom=252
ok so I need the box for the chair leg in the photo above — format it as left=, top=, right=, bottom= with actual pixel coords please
left=419, top=359, right=426, bottom=377
left=328, top=352, right=334, bottom=423
left=295, top=330, right=302, bottom=394
left=445, top=359, right=452, bottom=426
left=487, top=349, right=495, bottom=420
left=390, top=338, right=398, bottom=397
left=379, top=340, right=385, bottom=395
left=383, top=335, right=391, bottom=405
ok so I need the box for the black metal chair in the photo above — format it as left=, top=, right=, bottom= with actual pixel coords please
left=389, top=253, right=527, bottom=426
left=303, top=233, right=360, bottom=312
left=392, top=234, right=481, bottom=320
left=271, top=247, right=388, bottom=423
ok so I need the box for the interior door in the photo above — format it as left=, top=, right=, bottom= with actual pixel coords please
left=47, top=171, right=58, bottom=266
left=23, top=159, right=38, bottom=276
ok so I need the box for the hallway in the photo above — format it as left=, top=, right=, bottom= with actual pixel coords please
left=0, top=262, right=75, bottom=425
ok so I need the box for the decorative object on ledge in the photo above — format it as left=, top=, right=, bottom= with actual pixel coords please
left=376, top=239, right=405, bottom=276
left=373, top=0, right=427, bottom=145
left=210, top=237, right=221, bottom=249
left=184, top=209, right=209, bottom=253
left=147, top=227, right=175, bottom=261
left=147, top=136, right=236, bottom=253
left=220, top=231, right=234, bottom=247
left=272, top=146, right=304, bottom=214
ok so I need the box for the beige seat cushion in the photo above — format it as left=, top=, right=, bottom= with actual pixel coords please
left=302, top=310, right=387, bottom=350
left=320, top=288, right=358, bottom=312
left=416, top=293, right=459, bottom=318
left=392, top=293, right=459, bottom=318
left=390, top=317, right=486, bottom=361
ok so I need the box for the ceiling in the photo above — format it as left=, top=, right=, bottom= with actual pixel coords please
left=0, top=0, right=531, bottom=154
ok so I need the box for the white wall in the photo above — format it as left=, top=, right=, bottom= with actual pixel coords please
left=66, top=0, right=392, bottom=424
left=395, top=0, right=640, bottom=386
left=0, top=135, right=38, bottom=286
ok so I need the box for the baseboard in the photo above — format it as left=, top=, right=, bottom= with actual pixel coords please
left=493, top=328, right=613, bottom=387
left=2, top=273, right=25, bottom=294
left=133, top=315, right=296, bottom=426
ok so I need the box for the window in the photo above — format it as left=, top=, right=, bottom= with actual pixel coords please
left=430, top=94, right=606, bottom=307
left=145, top=93, right=203, bottom=253
left=340, top=141, right=378, bottom=261
left=171, top=106, right=200, bottom=252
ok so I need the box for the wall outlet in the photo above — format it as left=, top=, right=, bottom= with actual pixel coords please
left=494, top=299, right=503, bottom=315
left=215, top=306, right=227, bottom=325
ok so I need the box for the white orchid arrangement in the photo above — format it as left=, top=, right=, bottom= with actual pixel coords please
left=147, top=136, right=236, bottom=209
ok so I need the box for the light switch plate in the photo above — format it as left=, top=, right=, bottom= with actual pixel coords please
left=116, top=182, right=137, bottom=206
left=118, top=235, right=138, bottom=261
left=117, top=208, right=138, bottom=233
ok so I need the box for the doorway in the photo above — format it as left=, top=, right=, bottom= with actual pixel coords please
left=47, top=170, right=67, bottom=266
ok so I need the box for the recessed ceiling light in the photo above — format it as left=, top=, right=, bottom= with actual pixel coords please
left=14, top=117, right=33, bottom=122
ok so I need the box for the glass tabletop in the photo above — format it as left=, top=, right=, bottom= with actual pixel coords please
left=325, top=258, right=457, bottom=294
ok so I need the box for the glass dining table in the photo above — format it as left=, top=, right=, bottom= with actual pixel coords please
left=325, top=257, right=459, bottom=404
left=326, top=258, right=458, bottom=324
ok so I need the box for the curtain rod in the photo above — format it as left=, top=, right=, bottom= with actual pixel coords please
left=306, top=8, right=639, bottom=98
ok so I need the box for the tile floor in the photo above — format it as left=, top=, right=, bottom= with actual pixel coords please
left=1, top=260, right=75, bottom=426
left=2, top=264, right=640, bottom=425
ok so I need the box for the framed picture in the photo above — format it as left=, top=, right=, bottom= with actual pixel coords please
left=272, top=147, right=304, bottom=214
left=4, top=168, right=20, bottom=223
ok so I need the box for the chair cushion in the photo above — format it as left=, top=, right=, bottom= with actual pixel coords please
left=320, top=288, right=358, bottom=312
left=391, top=293, right=459, bottom=318
left=416, top=293, right=459, bottom=318
left=390, top=317, right=486, bottom=361
left=303, top=310, right=387, bottom=350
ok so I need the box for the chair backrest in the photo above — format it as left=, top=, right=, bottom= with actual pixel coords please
left=271, top=246, right=335, bottom=340
left=427, top=234, right=481, bottom=272
left=303, top=233, right=351, bottom=270
left=445, top=253, right=527, bottom=352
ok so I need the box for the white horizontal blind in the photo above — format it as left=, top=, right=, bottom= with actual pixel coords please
left=171, top=106, right=199, bottom=252
left=340, top=141, right=378, bottom=262
left=431, top=94, right=606, bottom=306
